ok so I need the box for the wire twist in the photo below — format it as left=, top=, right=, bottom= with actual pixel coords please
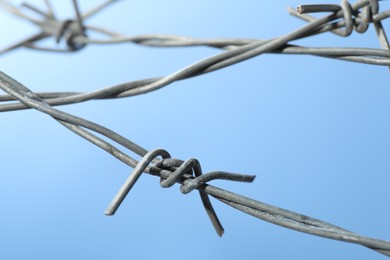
left=105, top=148, right=256, bottom=237
left=54, top=19, right=86, bottom=50
left=293, top=0, right=390, bottom=57
left=297, top=0, right=379, bottom=36
left=0, top=0, right=93, bottom=53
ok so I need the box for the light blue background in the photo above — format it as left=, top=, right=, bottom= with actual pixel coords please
left=1, top=1, right=389, bottom=259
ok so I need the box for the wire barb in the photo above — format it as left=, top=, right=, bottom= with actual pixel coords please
left=292, top=0, right=390, bottom=70
left=0, top=0, right=119, bottom=53
left=106, top=148, right=256, bottom=237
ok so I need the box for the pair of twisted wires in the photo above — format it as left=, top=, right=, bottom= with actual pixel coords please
left=1, top=0, right=390, bottom=114
left=1, top=70, right=390, bottom=256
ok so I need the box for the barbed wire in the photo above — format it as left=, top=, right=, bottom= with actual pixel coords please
left=1, top=0, right=390, bottom=112
left=2, top=70, right=390, bottom=256
left=0, top=0, right=389, bottom=257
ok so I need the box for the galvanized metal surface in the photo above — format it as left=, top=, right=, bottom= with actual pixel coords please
left=0, top=0, right=389, bottom=257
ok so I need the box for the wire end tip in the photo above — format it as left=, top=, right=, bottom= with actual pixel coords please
left=248, top=175, right=256, bottom=182
left=297, top=5, right=303, bottom=15
left=104, top=209, right=115, bottom=216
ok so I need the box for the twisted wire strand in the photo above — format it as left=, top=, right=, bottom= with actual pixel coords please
left=1, top=43, right=389, bottom=113
left=1, top=0, right=390, bottom=257
left=1, top=0, right=390, bottom=113
left=0, top=0, right=389, bottom=58
left=1, top=70, right=390, bottom=256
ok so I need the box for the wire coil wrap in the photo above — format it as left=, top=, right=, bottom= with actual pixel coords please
left=293, top=0, right=390, bottom=55
left=55, top=19, right=87, bottom=50
left=105, top=149, right=256, bottom=237
left=297, top=0, right=381, bottom=36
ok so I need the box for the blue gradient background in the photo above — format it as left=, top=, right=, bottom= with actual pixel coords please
left=1, top=1, right=389, bottom=259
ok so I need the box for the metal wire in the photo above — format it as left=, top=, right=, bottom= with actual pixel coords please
left=1, top=0, right=390, bottom=112
left=1, top=0, right=390, bottom=257
left=1, top=70, right=390, bottom=256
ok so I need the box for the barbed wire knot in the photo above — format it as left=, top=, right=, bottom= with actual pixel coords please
left=297, top=0, right=382, bottom=36
left=55, top=19, right=87, bottom=51
left=105, top=148, right=255, bottom=237
left=0, top=0, right=114, bottom=53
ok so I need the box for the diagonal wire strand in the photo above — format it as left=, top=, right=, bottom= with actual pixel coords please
left=0, top=70, right=390, bottom=257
